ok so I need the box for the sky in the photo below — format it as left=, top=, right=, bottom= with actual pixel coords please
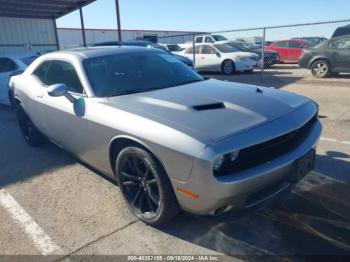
left=57, top=0, right=350, bottom=40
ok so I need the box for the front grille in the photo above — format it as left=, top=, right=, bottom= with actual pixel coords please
left=215, top=114, right=317, bottom=177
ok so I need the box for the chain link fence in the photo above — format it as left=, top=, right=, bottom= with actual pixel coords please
left=156, top=19, right=350, bottom=87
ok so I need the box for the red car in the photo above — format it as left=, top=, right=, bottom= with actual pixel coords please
left=265, top=39, right=311, bottom=63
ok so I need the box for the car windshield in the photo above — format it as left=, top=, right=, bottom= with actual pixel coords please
left=83, top=52, right=204, bottom=97
left=241, top=42, right=258, bottom=50
left=167, top=45, right=183, bottom=52
left=307, top=38, right=326, bottom=46
left=214, top=44, right=239, bottom=53
left=212, top=35, right=228, bottom=41
left=21, top=56, right=38, bottom=66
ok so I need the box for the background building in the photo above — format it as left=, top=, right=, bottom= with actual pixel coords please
left=57, top=28, right=202, bottom=48
left=0, top=16, right=58, bottom=55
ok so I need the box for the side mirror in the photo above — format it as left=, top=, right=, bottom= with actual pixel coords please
left=47, top=84, right=75, bottom=103
left=215, top=52, right=221, bottom=58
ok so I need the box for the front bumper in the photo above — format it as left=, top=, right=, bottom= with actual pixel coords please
left=172, top=104, right=322, bottom=215
left=235, top=60, right=254, bottom=72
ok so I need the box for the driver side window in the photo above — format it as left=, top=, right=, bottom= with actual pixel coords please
left=201, top=45, right=216, bottom=54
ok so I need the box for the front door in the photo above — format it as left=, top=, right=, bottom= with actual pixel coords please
left=329, top=36, right=350, bottom=72
left=31, top=59, right=89, bottom=155
left=198, top=45, right=221, bottom=71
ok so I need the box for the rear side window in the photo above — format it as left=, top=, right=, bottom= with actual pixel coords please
left=0, top=58, right=18, bottom=73
left=185, top=46, right=200, bottom=54
left=33, top=61, right=51, bottom=82
left=289, top=41, right=303, bottom=48
left=201, top=45, right=216, bottom=54
left=45, top=61, right=83, bottom=94
left=195, top=37, right=203, bottom=43
left=33, top=60, right=83, bottom=94
left=275, top=41, right=288, bottom=47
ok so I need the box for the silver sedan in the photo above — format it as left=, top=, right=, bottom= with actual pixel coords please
left=10, top=47, right=322, bottom=225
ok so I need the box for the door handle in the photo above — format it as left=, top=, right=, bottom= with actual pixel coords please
left=37, top=94, right=44, bottom=98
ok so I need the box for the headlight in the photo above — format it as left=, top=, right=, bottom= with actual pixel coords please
left=213, top=150, right=240, bottom=173
left=213, top=155, right=225, bottom=172
left=229, top=151, right=239, bottom=162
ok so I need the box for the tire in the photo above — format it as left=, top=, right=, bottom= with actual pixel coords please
left=221, top=60, right=235, bottom=75
left=17, top=106, right=46, bottom=147
left=311, top=60, right=331, bottom=78
left=115, top=146, right=180, bottom=225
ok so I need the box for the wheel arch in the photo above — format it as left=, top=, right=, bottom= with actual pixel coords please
left=222, top=59, right=235, bottom=67
left=108, top=135, right=167, bottom=177
left=308, top=56, right=331, bottom=69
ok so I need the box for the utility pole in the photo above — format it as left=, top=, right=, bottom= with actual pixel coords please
left=115, top=0, right=122, bottom=41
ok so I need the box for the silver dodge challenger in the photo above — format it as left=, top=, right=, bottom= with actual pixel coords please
left=10, top=47, right=322, bottom=225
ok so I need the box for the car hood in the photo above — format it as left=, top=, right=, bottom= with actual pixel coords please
left=105, top=79, right=309, bottom=143
left=228, top=52, right=260, bottom=59
left=251, top=49, right=278, bottom=55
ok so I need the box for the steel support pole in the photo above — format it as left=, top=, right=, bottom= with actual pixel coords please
left=192, top=34, right=196, bottom=68
left=53, top=19, right=60, bottom=50
left=79, top=7, right=87, bottom=47
left=261, top=27, right=266, bottom=83
left=115, top=0, right=122, bottom=41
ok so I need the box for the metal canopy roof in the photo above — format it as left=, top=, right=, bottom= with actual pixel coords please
left=0, top=0, right=96, bottom=19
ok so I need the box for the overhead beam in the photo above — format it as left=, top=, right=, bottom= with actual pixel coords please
left=0, top=0, right=96, bottom=19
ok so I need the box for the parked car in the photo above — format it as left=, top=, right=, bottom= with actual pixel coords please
left=299, top=35, right=350, bottom=78
left=332, top=24, right=350, bottom=38
left=180, top=34, right=229, bottom=49
left=93, top=40, right=194, bottom=69
left=159, top=44, right=184, bottom=55
left=226, top=41, right=280, bottom=67
left=292, top=37, right=327, bottom=47
left=192, top=34, right=228, bottom=44
left=181, top=44, right=261, bottom=74
left=265, top=39, right=312, bottom=63
left=0, top=53, right=39, bottom=106
left=10, top=47, right=321, bottom=224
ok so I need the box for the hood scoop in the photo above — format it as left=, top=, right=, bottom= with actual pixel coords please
left=193, top=102, right=225, bottom=111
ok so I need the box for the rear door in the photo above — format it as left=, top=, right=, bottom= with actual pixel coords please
left=288, top=40, right=305, bottom=62
left=271, top=41, right=289, bottom=62
left=329, top=36, right=350, bottom=72
left=0, top=57, right=18, bottom=105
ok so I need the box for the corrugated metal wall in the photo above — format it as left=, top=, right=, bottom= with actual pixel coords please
left=58, top=28, right=198, bottom=48
left=0, top=17, right=57, bottom=55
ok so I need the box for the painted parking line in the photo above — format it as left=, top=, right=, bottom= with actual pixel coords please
left=0, top=189, right=61, bottom=255
left=321, top=137, right=350, bottom=146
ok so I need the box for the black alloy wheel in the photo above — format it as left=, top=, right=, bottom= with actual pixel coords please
left=116, top=147, right=179, bottom=225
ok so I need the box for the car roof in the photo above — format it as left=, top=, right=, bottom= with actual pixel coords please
left=93, top=40, right=154, bottom=46
left=41, top=46, right=162, bottom=60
